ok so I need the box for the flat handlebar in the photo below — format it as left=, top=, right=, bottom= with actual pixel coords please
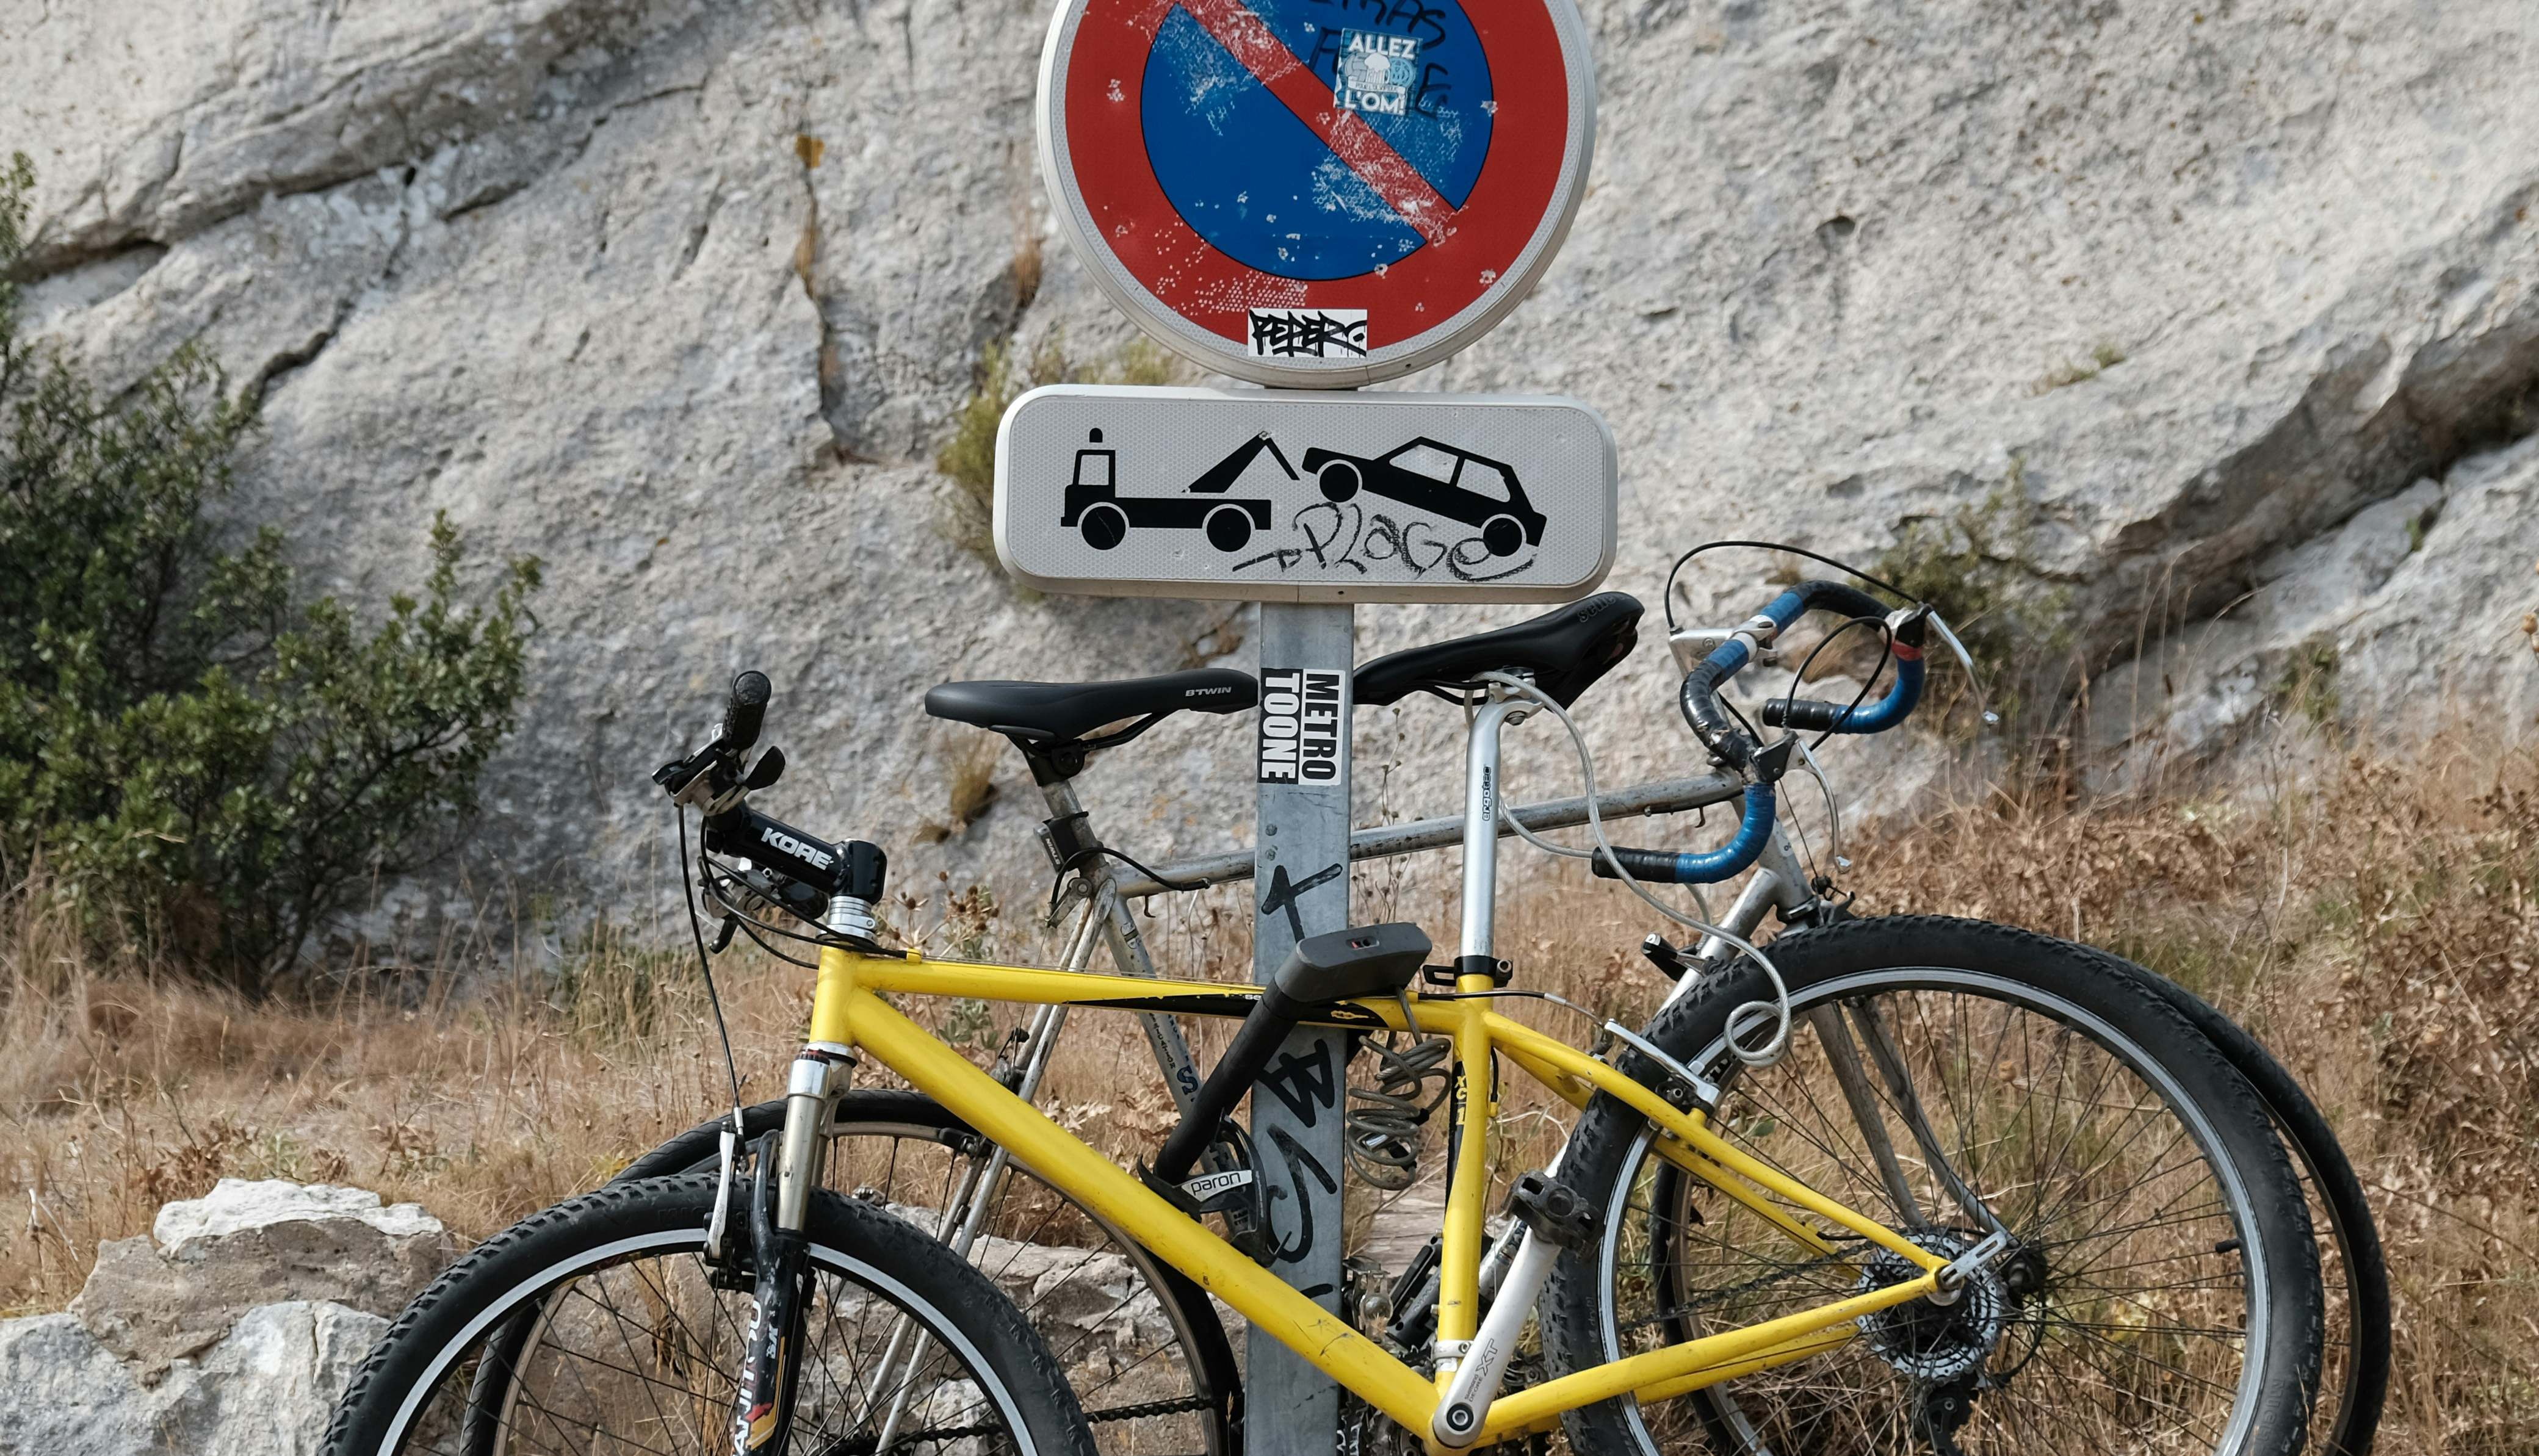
left=658, top=669, right=888, bottom=927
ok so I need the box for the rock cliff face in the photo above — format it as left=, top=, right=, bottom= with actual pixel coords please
left=7, top=0, right=2536, bottom=937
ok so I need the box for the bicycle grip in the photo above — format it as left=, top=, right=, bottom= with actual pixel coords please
left=1758, top=697, right=1849, bottom=732
left=1590, top=846, right=1694, bottom=881
left=723, top=671, right=771, bottom=751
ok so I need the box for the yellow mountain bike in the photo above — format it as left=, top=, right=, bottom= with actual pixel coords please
left=324, top=580, right=2324, bottom=1456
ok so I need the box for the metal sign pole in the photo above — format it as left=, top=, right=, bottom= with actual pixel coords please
left=1019, top=9, right=1606, bottom=1452
left=1248, top=601, right=1353, bottom=1456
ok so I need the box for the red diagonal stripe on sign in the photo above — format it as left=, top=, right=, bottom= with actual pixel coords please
left=1174, top=0, right=1455, bottom=248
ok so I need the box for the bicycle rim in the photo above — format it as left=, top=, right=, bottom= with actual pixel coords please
left=386, top=1228, right=1039, bottom=1455
left=1605, top=967, right=2284, bottom=1455
left=629, top=1098, right=1233, bottom=1456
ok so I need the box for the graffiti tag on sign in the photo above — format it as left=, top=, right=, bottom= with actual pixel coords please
left=1250, top=309, right=1369, bottom=359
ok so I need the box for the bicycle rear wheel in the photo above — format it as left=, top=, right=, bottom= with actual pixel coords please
left=1540, top=915, right=2322, bottom=1456
left=2107, top=951, right=2388, bottom=1456
left=323, top=1173, right=1097, bottom=1456
left=622, top=1092, right=1239, bottom=1456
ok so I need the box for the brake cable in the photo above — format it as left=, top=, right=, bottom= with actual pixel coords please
left=1475, top=671, right=1793, bottom=1068
left=1660, top=539, right=1925, bottom=633
left=676, top=806, right=752, bottom=1261
left=677, top=807, right=750, bottom=1113
left=1773, top=615, right=1891, bottom=885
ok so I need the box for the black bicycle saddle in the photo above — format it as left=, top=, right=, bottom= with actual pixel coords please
left=923, top=669, right=1259, bottom=744
left=1354, top=593, right=1643, bottom=708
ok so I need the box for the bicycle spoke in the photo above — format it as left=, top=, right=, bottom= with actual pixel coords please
left=1598, top=981, right=2273, bottom=1456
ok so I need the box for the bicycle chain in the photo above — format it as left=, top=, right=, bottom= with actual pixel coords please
left=1083, top=1393, right=1221, bottom=1425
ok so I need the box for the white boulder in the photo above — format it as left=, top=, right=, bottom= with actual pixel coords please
left=0, top=1301, right=386, bottom=1456
left=71, top=1179, right=450, bottom=1379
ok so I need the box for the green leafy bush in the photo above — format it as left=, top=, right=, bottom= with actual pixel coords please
left=0, top=153, right=543, bottom=990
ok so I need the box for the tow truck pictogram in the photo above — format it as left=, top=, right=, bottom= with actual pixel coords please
left=1061, top=430, right=1291, bottom=552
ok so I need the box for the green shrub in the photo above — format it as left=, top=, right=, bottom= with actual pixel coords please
left=0, top=153, right=543, bottom=990
left=934, top=334, right=1182, bottom=566
left=1873, top=469, right=2074, bottom=741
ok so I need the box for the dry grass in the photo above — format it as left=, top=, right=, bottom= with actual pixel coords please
left=3, top=730, right=2535, bottom=1451
left=1839, top=733, right=2539, bottom=1454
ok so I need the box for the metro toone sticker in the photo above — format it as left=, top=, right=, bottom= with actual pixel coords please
left=1257, top=668, right=1345, bottom=784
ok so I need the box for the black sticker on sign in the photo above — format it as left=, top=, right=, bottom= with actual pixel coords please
left=1257, top=668, right=1347, bottom=785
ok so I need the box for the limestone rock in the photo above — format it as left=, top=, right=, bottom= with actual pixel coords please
left=1, top=0, right=685, bottom=270
left=0, top=1301, right=385, bottom=1456
left=2094, top=431, right=2539, bottom=782
left=6, top=0, right=2537, bottom=928
left=71, top=1179, right=452, bottom=1377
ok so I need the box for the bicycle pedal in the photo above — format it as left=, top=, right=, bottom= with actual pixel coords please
left=1505, top=1170, right=1602, bottom=1250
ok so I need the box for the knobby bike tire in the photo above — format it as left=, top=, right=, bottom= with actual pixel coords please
left=2093, top=949, right=2389, bottom=1456
left=1542, top=914, right=2324, bottom=1456
left=322, top=1173, right=1098, bottom=1456
left=619, top=1092, right=1242, bottom=1456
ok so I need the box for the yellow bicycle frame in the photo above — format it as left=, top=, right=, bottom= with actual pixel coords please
left=810, top=944, right=1945, bottom=1449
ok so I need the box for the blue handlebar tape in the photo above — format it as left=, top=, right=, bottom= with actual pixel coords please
left=1824, top=649, right=1924, bottom=733
left=1646, top=783, right=1777, bottom=885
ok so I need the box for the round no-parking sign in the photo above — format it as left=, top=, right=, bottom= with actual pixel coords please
left=1037, top=0, right=1595, bottom=387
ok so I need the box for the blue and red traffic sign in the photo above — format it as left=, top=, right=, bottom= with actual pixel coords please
left=1036, top=0, right=1595, bottom=386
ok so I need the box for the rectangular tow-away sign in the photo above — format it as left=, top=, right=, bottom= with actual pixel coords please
left=992, top=385, right=1617, bottom=603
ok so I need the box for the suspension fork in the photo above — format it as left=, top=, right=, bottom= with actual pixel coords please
left=729, top=900, right=865, bottom=1456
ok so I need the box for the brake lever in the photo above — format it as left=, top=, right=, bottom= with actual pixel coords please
left=1922, top=611, right=2001, bottom=729
left=743, top=746, right=787, bottom=791
left=655, top=743, right=779, bottom=815
left=1044, top=873, right=1092, bottom=930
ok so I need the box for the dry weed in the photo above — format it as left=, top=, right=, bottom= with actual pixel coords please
left=3, top=730, right=2534, bottom=1451
left=1846, top=733, right=2539, bottom=1454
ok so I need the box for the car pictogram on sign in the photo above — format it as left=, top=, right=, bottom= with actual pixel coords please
left=1300, top=438, right=1548, bottom=556
left=1060, top=428, right=1289, bottom=552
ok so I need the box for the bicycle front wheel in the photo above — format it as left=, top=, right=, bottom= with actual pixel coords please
left=1540, top=915, right=2322, bottom=1456
left=323, top=1173, right=1099, bottom=1456
left=621, top=1092, right=1238, bottom=1456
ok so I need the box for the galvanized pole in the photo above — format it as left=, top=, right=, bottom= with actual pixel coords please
left=1248, top=600, right=1353, bottom=1456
